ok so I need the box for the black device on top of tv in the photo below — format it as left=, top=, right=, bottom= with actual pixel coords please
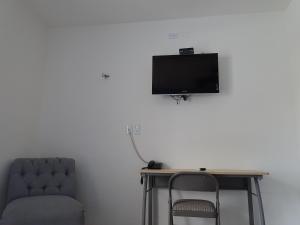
left=152, top=53, right=219, bottom=95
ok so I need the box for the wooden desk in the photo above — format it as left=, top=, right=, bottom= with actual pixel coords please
left=140, top=169, right=269, bottom=225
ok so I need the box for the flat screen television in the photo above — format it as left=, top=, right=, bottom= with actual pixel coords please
left=152, top=53, right=219, bottom=94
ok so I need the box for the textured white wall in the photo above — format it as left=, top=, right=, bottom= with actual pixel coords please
left=37, top=3, right=300, bottom=225
left=0, top=0, right=47, bottom=210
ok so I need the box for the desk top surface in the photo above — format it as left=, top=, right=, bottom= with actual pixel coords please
left=141, top=168, right=269, bottom=176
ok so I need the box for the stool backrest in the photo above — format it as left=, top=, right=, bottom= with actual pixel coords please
left=169, top=172, right=219, bottom=192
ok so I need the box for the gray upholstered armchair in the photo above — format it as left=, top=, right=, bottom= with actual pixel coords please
left=0, top=158, right=84, bottom=225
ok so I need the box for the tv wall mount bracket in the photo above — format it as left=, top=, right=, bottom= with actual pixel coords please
left=170, top=95, right=191, bottom=104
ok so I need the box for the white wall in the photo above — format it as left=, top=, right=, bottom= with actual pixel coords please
left=286, top=1, right=300, bottom=147
left=0, top=0, right=47, bottom=210
left=37, top=3, right=300, bottom=225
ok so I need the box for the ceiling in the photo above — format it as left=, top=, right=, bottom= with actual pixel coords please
left=27, top=0, right=292, bottom=27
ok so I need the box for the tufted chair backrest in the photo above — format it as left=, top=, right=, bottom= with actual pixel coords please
left=6, top=158, right=76, bottom=203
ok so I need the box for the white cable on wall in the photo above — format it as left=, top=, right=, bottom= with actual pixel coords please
left=128, top=129, right=148, bottom=164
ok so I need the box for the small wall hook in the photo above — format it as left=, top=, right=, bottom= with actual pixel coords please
left=102, top=73, right=110, bottom=79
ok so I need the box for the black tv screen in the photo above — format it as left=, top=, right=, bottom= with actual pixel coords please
left=152, top=53, right=219, bottom=94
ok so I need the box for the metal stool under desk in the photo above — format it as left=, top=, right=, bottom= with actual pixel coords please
left=168, top=172, right=220, bottom=225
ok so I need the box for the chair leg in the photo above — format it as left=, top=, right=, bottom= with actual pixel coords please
left=215, top=214, right=220, bottom=225
left=168, top=211, right=173, bottom=225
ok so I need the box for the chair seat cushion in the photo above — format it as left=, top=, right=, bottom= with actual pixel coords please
left=1, top=195, right=84, bottom=225
left=172, top=199, right=217, bottom=218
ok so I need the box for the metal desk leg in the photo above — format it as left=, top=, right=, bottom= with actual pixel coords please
left=247, top=178, right=255, bottom=225
left=148, top=176, right=153, bottom=225
left=254, top=177, right=266, bottom=225
left=142, top=175, right=148, bottom=225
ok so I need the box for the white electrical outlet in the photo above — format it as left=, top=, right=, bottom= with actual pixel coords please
left=126, top=125, right=132, bottom=135
left=133, top=124, right=141, bottom=135
left=126, top=124, right=141, bottom=135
